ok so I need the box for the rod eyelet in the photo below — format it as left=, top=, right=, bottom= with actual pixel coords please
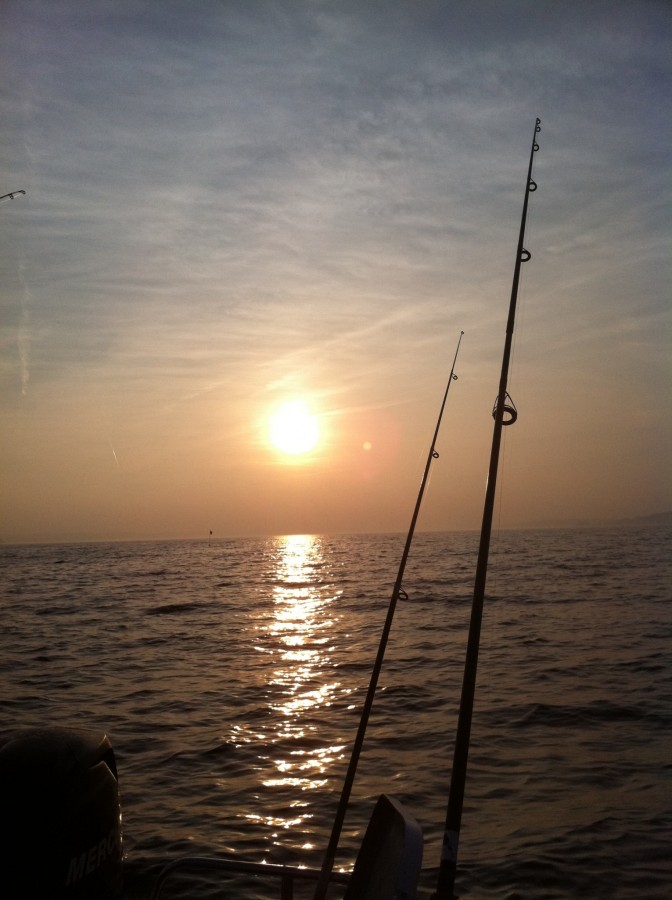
left=493, top=393, right=518, bottom=426
left=501, top=405, right=518, bottom=426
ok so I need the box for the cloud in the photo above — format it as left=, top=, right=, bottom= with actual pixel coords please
left=1, top=0, right=670, bottom=539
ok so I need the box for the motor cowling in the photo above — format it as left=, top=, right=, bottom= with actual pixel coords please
left=0, top=727, right=123, bottom=899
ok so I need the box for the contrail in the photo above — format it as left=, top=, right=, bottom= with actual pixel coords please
left=108, top=440, right=120, bottom=468
left=17, top=261, right=31, bottom=395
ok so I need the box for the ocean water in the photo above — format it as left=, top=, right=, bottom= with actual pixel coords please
left=1, top=527, right=670, bottom=899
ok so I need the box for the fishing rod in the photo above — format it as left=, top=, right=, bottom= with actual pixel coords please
left=313, top=331, right=464, bottom=900
left=0, top=189, right=26, bottom=203
left=433, top=118, right=541, bottom=900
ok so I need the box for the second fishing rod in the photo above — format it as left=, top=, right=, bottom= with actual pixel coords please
left=313, top=329, right=464, bottom=900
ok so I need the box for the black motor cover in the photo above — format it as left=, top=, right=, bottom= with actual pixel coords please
left=0, top=727, right=123, bottom=899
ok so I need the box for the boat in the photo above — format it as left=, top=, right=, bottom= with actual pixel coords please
left=0, top=118, right=541, bottom=900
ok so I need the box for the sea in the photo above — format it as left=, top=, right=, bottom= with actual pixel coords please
left=1, top=526, right=670, bottom=899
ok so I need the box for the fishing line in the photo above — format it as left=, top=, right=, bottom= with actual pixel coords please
left=509, top=208, right=534, bottom=390
left=313, top=331, right=464, bottom=900
left=500, top=196, right=535, bottom=532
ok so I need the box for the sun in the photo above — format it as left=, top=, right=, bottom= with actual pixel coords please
left=269, top=400, right=320, bottom=455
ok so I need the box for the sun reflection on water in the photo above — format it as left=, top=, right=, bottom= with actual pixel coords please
left=253, top=534, right=346, bottom=844
left=267, top=535, right=340, bottom=753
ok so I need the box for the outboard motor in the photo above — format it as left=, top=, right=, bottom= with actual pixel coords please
left=0, top=727, right=123, bottom=899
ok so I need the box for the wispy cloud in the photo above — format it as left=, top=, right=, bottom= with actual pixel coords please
left=1, top=0, right=670, bottom=539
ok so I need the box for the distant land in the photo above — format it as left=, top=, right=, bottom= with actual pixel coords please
left=618, top=510, right=672, bottom=527
left=510, top=511, right=672, bottom=530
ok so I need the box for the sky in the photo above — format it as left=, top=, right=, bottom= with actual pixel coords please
left=1, top=0, right=670, bottom=543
